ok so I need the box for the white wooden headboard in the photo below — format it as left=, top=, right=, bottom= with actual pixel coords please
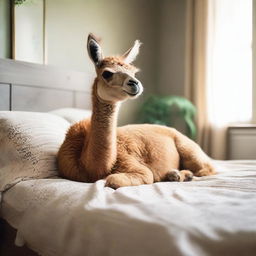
left=0, top=58, right=93, bottom=112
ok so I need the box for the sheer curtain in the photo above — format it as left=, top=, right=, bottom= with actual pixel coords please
left=206, top=0, right=252, bottom=159
left=189, top=0, right=252, bottom=159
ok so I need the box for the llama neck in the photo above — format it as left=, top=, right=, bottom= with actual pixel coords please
left=83, top=79, right=119, bottom=181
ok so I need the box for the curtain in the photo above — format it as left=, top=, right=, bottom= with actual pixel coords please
left=186, top=0, right=212, bottom=156
left=187, top=0, right=252, bottom=160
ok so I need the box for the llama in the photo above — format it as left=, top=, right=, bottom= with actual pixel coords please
left=57, top=33, right=215, bottom=189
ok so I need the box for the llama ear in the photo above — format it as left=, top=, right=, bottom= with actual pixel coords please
left=87, top=33, right=103, bottom=66
left=122, top=40, right=142, bottom=64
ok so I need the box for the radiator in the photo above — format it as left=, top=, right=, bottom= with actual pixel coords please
left=227, top=126, right=256, bottom=160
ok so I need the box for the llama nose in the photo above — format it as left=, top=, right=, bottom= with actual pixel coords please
left=127, top=80, right=139, bottom=94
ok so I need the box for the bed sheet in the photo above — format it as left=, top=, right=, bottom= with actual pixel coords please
left=1, top=160, right=256, bottom=256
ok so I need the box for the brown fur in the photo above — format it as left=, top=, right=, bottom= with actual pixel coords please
left=57, top=34, right=216, bottom=189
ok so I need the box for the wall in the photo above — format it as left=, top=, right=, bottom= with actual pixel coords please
left=156, top=0, right=188, bottom=97
left=0, top=0, right=189, bottom=125
left=45, top=0, right=159, bottom=125
left=253, top=0, right=256, bottom=123
left=45, top=0, right=189, bottom=124
left=46, top=0, right=187, bottom=125
left=0, top=0, right=11, bottom=58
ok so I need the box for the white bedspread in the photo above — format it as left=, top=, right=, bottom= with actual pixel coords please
left=1, top=160, right=256, bottom=256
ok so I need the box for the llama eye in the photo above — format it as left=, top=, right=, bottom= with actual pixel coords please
left=102, top=71, right=114, bottom=79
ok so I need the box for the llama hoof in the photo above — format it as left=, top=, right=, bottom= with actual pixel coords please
left=195, top=168, right=216, bottom=177
left=105, top=181, right=120, bottom=190
left=105, top=177, right=121, bottom=189
left=185, top=173, right=193, bottom=181
left=165, top=169, right=180, bottom=182
left=105, top=173, right=129, bottom=189
left=180, top=170, right=193, bottom=182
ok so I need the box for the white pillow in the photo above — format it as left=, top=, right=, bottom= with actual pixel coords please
left=49, top=108, right=91, bottom=124
left=0, top=111, right=70, bottom=192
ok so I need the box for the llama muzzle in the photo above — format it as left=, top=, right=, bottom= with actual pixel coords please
left=123, top=77, right=143, bottom=97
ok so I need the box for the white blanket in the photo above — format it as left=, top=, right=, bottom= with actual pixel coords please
left=1, top=160, right=256, bottom=256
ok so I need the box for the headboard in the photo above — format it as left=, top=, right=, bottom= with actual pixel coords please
left=0, top=58, right=93, bottom=112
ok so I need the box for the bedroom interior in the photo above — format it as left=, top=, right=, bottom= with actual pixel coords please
left=0, top=0, right=256, bottom=255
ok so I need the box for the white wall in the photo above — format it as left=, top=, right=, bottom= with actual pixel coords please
left=156, top=0, right=188, bottom=97
left=44, top=0, right=188, bottom=124
left=45, top=0, right=160, bottom=125
left=0, top=0, right=195, bottom=124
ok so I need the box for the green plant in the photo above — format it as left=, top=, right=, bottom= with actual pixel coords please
left=137, top=95, right=197, bottom=139
left=14, top=0, right=27, bottom=5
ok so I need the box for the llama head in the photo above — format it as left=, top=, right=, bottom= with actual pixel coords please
left=87, top=33, right=143, bottom=103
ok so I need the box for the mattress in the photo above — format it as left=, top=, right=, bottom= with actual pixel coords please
left=1, top=160, right=256, bottom=256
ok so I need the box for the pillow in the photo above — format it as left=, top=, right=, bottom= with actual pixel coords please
left=49, top=108, right=91, bottom=124
left=0, top=111, right=70, bottom=192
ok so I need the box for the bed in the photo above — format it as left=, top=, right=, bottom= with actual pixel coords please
left=1, top=58, right=256, bottom=256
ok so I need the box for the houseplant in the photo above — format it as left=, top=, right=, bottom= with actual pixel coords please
left=137, top=95, right=197, bottom=139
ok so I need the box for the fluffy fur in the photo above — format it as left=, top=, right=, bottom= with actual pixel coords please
left=57, top=34, right=215, bottom=189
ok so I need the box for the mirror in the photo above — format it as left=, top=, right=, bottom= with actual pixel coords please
left=13, top=0, right=45, bottom=64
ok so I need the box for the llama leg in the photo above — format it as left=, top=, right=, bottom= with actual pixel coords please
left=165, top=169, right=193, bottom=182
left=105, top=161, right=153, bottom=189
left=173, top=129, right=216, bottom=177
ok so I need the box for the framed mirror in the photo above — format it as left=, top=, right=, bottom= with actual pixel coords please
left=13, top=0, right=45, bottom=64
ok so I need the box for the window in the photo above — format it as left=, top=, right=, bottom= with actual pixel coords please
left=206, top=0, right=252, bottom=126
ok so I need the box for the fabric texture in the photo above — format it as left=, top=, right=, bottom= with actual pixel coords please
left=0, top=109, right=92, bottom=192
left=49, top=108, right=91, bottom=124
left=1, top=161, right=256, bottom=256
left=0, top=111, right=70, bottom=192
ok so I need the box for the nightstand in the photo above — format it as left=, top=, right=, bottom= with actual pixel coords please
left=227, top=125, right=256, bottom=160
